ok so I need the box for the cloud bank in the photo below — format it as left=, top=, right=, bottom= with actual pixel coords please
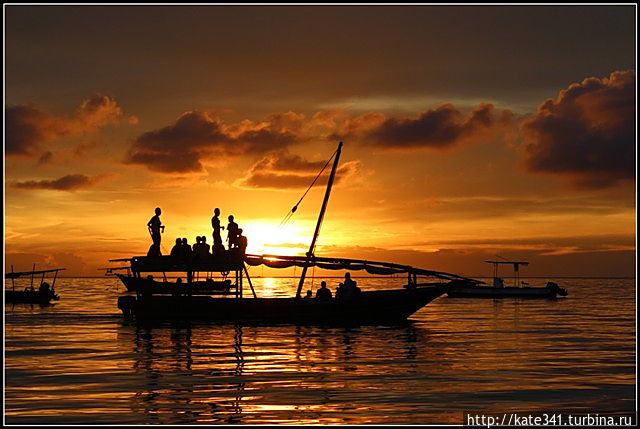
left=237, top=151, right=362, bottom=189
left=12, top=174, right=102, bottom=191
left=6, top=94, right=128, bottom=157
left=523, top=70, right=635, bottom=188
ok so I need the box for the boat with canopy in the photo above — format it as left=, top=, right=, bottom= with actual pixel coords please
left=446, top=260, right=568, bottom=298
left=5, top=266, right=64, bottom=305
left=114, top=142, right=482, bottom=324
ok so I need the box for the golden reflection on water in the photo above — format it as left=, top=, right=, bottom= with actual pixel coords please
left=4, top=277, right=637, bottom=424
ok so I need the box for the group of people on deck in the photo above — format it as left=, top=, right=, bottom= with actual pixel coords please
left=146, top=207, right=247, bottom=258
left=305, top=272, right=362, bottom=302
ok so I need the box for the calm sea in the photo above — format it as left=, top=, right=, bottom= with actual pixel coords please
left=4, top=276, right=636, bottom=424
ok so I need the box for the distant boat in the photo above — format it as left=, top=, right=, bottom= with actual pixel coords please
left=114, top=142, right=482, bottom=325
left=5, top=266, right=64, bottom=305
left=447, top=260, right=568, bottom=299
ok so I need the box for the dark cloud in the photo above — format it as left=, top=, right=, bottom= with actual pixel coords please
left=125, top=111, right=298, bottom=173
left=333, top=103, right=512, bottom=149
left=523, top=70, right=635, bottom=188
left=237, top=151, right=361, bottom=189
left=13, top=174, right=100, bottom=191
left=6, top=94, right=127, bottom=157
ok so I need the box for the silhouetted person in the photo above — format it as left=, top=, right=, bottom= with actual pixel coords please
left=193, top=236, right=203, bottom=254
left=147, top=207, right=165, bottom=249
left=305, top=290, right=313, bottom=299
left=39, top=281, right=51, bottom=296
left=201, top=236, right=211, bottom=255
left=170, top=238, right=182, bottom=259
left=339, top=272, right=359, bottom=300
left=227, top=215, right=239, bottom=250
left=238, top=229, right=248, bottom=254
left=194, top=236, right=210, bottom=261
left=316, top=281, right=332, bottom=301
left=335, top=282, right=344, bottom=300
left=181, top=237, right=192, bottom=258
left=147, top=243, right=161, bottom=257
left=211, top=208, right=224, bottom=248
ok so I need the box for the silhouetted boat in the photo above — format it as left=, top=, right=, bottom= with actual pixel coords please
left=114, top=142, right=482, bottom=324
left=5, top=266, right=64, bottom=305
left=446, top=260, right=568, bottom=299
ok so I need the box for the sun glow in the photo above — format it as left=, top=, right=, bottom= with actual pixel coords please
left=240, top=220, right=311, bottom=256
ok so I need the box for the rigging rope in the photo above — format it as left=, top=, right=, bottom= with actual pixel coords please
left=278, top=148, right=339, bottom=228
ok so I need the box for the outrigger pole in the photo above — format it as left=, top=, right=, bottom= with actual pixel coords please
left=296, top=141, right=343, bottom=298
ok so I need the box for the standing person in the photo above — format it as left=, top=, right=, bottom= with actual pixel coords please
left=147, top=207, right=165, bottom=250
left=226, top=215, right=239, bottom=250
left=211, top=208, right=224, bottom=250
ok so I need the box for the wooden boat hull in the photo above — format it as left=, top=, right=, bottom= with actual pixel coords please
left=117, top=285, right=447, bottom=325
left=447, top=285, right=567, bottom=299
left=5, top=290, right=59, bottom=305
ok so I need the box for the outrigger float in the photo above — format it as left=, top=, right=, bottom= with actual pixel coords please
left=5, top=266, right=64, bottom=305
left=446, top=260, right=568, bottom=299
left=114, top=142, right=482, bottom=325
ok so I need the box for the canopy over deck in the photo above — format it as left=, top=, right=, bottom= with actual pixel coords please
left=245, top=254, right=482, bottom=284
left=484, top=260, right=529, bottom=266
left=5, top=268, right=66, bottom=280
left=109, top=253, right=481, bottom=284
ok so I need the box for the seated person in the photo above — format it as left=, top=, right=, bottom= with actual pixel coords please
left=305, top=289, right=313, bottom=299
left=193, top=236, right=203, bottom=254
left=201, top=236, right=211, bottom=255
left=238, top=229, right=248, bottom=254
left=341, top=272, right=357, bottom=299
left=170, top=238, right=182, bottom=259
left=181, top=238, right=192, bottom=260
left=335, top=282, right=344, bottom=300
left=39, top=281, right=51, bottom=296
left=315, top=281, right=332, bottom=301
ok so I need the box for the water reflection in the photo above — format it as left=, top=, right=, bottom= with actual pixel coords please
left=124, top=322, right=428, bottom=424
left=5, top=278, right=636, bottom=424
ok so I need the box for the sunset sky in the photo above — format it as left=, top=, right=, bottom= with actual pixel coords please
left=4, top=5, right=636, bottom=277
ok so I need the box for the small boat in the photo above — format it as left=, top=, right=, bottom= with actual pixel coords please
left=115, top=142, right=482, bottom=325
left=447, top=260, right=568, bottom=299
left=5, top=266, right=65, bottom=305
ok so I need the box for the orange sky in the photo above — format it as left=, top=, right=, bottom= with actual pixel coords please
left=4, top=5, right=636, bottom=277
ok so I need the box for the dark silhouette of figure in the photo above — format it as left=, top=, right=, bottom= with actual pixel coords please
left=147, top=243, right=161, bottom=257
left=305, top=290, right=313, bottom=299
left=335, top=282, right=344, bottom=300
left=211, top=208, right=224, bottom=249
left=181, top=238, right=192, bottom=260
left=193, top=236, right=203, bottom=255
left=227, top=215, right=239, bottom=250
left=147, top=207, right=165, bottom=249
left=193, top=236, right=210, bottom=261
left=39, top=281, right=51, bottom=297
left=337, top=272, right=360, bottom=300
left=170, top=238, right=182, bottom=259
left=238, top=229, right=248, bottom=254
left=201, top=236, right=211, bottom=255
left=315, top=281, right=332, bottom=301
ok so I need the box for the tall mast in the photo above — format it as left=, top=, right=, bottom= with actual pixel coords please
left=295, top=141, right=343, bottom=298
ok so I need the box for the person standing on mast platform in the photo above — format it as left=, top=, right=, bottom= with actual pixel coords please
left=211, top=207, right=225, bottom=252
left=147, top=207, right=165, bottom=251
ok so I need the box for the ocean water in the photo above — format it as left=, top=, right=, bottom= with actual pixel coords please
left=4, top=276, right=636, bottom=424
